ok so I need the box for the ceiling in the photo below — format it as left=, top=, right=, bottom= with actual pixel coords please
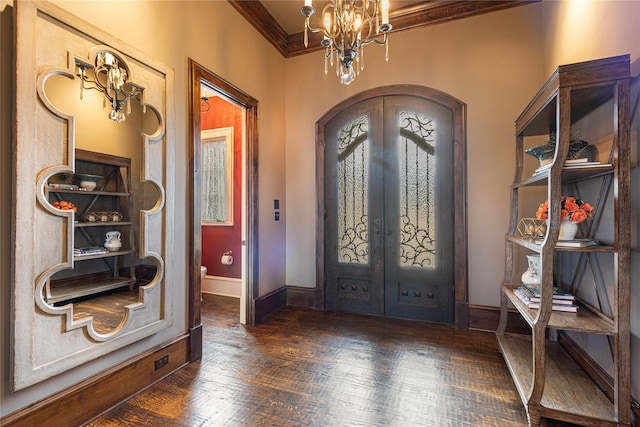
left=228, top=0, right=538, bottom=58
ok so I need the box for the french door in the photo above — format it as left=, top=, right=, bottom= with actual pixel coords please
left=324, top=94, right=455, bottom=323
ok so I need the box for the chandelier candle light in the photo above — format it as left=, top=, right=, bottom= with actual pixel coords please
left=301, top=0, right=392, bottom=85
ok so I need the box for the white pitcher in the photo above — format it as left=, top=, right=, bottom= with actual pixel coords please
left=104, top=231, right=122, bottom=252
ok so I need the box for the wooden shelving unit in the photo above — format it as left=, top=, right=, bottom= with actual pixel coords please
left=46, top=149, right=136, bottom=304
left=496, top=55, right=631, bottom=427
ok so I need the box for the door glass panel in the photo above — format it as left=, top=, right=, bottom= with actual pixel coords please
left=398, top=111, right=436, bottom=268
left=337, top=115, right=369, bottom=264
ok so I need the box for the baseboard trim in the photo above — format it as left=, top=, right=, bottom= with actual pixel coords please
left=281, top=288, right=531, bottom=334
left=190, top=324, right=203, bottom=362
left=1, top=334, right=190, bottom=427
left=201, top=275, right=242, bottom=298
left=255, top=286, right=286, bottom=323
left=286, top=285, right=323, bottom=310
left=455, top=301, right=469, bottom=329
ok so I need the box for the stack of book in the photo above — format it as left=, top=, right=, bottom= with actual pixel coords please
left=74, top=246, right=108, bottom=257
left=533, top=158, right=610, bottom=176
left=48, top=183, right=82, bottom=191
left=514, top=284, right=578, bottom=312
left=534, top=237, right=598, bottom=247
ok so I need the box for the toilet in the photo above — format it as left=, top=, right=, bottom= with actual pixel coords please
left=200, top=266, right=207, bottom=301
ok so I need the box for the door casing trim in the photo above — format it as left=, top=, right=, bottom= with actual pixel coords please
left=315, top=85, right=468, bottom=328
left=188, top=59, right=260, bottom=362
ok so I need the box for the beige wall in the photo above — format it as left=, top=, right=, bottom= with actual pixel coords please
left=541, top=0, right=640, bottom=77
left=0, top=0, right=286, bottom=415
left=284, top=4, right=544, bottom=308
left=284, top=0, right=640, bottom=401
left=2, top=0, right=639, bottom=418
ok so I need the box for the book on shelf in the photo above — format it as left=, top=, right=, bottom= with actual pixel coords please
left=534, top=238, right=598, bottom=247
left=564, top=158, right=590, bottom=164
left=514, top=287, right=578, bottom=312
left=74, top=246, right=108, bottom=256
left=48, top=183, right=81, bottom=190
left=520, top=284, right=575, bottom=301
left=533, top=160, right=611, bottom=175
left=515, top=286, right=574, bottom=304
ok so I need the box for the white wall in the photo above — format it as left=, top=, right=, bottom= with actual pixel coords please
left=0, top=0, right=286, bottom=416
left=284, top=4, right=544, bottom=309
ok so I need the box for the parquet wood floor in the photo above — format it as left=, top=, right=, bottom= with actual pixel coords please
left=72, top=288, right=140, bottom=333
left=86, top=295, right=577, bottom=427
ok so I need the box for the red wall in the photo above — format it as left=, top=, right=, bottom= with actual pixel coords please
left=201, top=96, right=242, bottom=279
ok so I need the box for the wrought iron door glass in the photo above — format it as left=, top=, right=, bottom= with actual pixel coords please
left=337, top=115, right=369, bottom=264
left=398, top=111, right=436, bottom=268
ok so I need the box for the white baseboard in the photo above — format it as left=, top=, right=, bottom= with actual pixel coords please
left=202, top=275, right=241, bottom=298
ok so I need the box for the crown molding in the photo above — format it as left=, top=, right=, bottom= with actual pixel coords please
left=228, top=1, right=539, bottom=58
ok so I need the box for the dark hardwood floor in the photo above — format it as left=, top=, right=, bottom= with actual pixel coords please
left=86, top=294, right=576, bottom=427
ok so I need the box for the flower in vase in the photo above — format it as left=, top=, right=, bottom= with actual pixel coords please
left=535, top=196, right=594, bottom=223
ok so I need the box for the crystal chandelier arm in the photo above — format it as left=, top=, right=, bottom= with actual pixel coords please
left=300, top=0, right=392, bottom=85
left=360, top=30, right=390, bottom=47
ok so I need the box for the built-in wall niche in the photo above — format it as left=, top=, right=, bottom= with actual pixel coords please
left=12, top=1, right=174, bottom=390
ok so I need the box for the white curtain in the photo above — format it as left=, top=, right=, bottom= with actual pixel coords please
left=202, top=139, right=227, bottom=221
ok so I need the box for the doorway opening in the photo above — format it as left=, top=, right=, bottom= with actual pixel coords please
left=188, top=60, right=259, bottom=359
left=316, top=85, right=469, bottom=328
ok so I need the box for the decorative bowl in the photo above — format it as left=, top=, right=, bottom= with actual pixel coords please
left=75, top=174, right=102, bottom=191
left=525, top=143, right=555, bottom=165
left=525, top=133, right=591, bottom=166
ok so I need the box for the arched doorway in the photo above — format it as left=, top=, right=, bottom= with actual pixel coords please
left=316, top=86, right=468, bottom=327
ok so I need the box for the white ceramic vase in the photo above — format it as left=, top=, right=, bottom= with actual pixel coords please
left=521, top=254, right=541, bottom=286
left=558, top=219, right=578, bottom=240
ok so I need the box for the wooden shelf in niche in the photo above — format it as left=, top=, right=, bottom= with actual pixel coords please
left=75, top=221, right=133, bottom=228
left=47, top=276, right=135, bottom=305
left=46, top=149, right=137, bottom=304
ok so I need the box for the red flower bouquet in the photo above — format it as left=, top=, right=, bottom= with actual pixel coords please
left=535, top=196, right=594, bottom=223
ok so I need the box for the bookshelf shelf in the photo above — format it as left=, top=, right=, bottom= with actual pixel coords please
left=497, top=55, right=631, bottom=427
left=46, top=149, right=136, bottom=304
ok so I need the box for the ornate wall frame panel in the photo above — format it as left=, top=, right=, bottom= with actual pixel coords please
left=12, top=1, right=175, bottom=390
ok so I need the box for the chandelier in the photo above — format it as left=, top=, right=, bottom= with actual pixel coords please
left=77, top=50, right=142, bottom=123
left=301, top=0, right=392, bottom=85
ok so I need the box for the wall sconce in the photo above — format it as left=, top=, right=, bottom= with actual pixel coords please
left=77, top=50, right=142, bottom=123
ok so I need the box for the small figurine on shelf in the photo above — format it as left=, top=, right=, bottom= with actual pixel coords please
left=104, top=231, right=122, bottom=252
